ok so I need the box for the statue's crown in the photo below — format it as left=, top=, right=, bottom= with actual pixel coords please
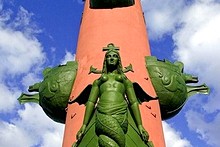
left=103, top=43, right=119, bottom=52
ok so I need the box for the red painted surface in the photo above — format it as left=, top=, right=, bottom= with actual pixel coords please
left=63, top=0, right=165, bottom=146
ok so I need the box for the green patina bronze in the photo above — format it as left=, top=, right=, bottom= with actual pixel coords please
left=73, top=43, right=153, bottom=147
left=145, top=56, right=209, bottom=120
left=17, top=43, right=210, bottom=146
left=90, top=0, right=135, bottom=9
left=18, top=61, right=78, bottom=123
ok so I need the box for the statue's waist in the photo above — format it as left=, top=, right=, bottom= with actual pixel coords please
left=97, top=100, right=128, bottom=115
left=100, top=90, right=125, bottom=96
left=100, top=92, right=124, bottom=101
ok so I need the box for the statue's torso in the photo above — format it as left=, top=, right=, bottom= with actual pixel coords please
left=99, top=73, right=126, bottom=104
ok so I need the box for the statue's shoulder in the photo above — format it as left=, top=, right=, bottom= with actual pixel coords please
left=93, top=74, right=107, bottom=86
left=121, top=74, right=133, bottom=87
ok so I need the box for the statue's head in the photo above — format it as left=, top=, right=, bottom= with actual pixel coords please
left=102, top=43, right=123, bottom=74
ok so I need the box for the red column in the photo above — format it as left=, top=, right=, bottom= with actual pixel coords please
left=63, top=0, right=165, bottom=146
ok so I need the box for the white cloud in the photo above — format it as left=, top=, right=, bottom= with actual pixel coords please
left=21, top=72, right=42, bottom=90
left=163, top=122, right=192, bottom=147
left=0, top=4, right=45, bottom=111
left=172, top=1, right=220, bottom=113
left=12, top=6, right=41, bottom=35
left=142, top=0, right=220, bottom=146
left=60, top=51, right=75, bottom=65
left=0, top=2, right=64, bottom=147
left=13, top=104, right=64, bottom=147
left=166, top=1, right=220, bottom=146
left=186, top=110, right=220, bottom=147
left=141, top=0, right=186, bottom=39
left=0, top=83, right=20, bottom=112
left=0, top=7, right=12, bottom=24
left=41, top=131, right=64, bottom=147
left=0, top=28, right=45, bottom=77
left=0, top=104, right=64, bottom=147
left=0, top=6, right=45, bottom=78
left=0, top=121, right=34, bottom=147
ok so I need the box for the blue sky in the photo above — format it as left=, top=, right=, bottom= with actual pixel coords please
left=0, top=0, right=220, bottom=147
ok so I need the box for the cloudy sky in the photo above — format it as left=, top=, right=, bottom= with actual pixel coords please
left=0, top=0, right=219, bottom=147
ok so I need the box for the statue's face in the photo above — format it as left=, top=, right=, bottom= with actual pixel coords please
left=106, top=51, right=119, bottom=67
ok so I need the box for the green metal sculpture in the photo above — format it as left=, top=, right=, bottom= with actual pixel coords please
left=17, top=43, right=209, bottom=146
left=145, top=56, right=209, bottom=120
left=73, top=43, right=153, bottom=147
left=18, top=61, right=78, bottom=123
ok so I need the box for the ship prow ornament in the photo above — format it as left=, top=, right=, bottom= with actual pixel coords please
left=18, top=0, right=209, bottom=147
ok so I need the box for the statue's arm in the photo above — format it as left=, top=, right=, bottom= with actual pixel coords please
left=83, top=80, right=99, bottom=125
left=125, top=79, right=142, bottom=125
left=77, top=79, right=99, bottom=140
left=125, top=79, right=149, bottom=142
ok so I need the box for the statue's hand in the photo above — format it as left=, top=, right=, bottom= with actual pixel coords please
left=76, top=125, right=86, bottom=141
left=138, top=125, right=149, bottom=143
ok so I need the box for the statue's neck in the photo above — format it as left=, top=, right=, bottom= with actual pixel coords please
left=107, top=67, right=118, bottom=74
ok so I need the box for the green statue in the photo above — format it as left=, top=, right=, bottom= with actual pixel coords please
left=18, top=61, right=78, bottom=123
left=145, top=56, right=209, bottom=120
left=17, top=43, right=209, bottom=147
left=73, top=43, right=153, bottom=147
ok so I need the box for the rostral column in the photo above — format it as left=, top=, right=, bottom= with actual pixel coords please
left=63, top=0, right=165, bottom=146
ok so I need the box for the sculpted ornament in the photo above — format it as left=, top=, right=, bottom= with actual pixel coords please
left=73, top=43, right=154, bottom=147
left=17, top=43, right=209, bottom=147
left=146, top=56, right=209, bottom=120
left=18, top=61, right=78, bottom=123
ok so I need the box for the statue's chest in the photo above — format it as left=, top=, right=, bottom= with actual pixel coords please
left=100, top=74, right=125, bottom=93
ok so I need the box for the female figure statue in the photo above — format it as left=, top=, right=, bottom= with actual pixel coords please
left=76, top=43, right=151, bottom=147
